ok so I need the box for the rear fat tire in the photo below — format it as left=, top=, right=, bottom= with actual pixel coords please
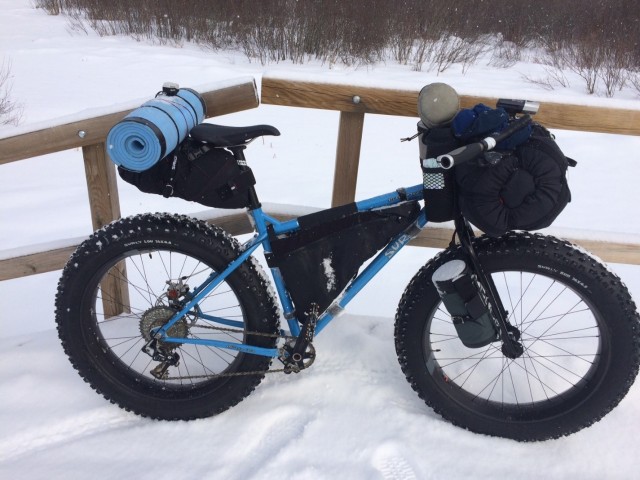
left=394, top=232, right=640, bottom=441
left=55, top=213, right=280, bottom=420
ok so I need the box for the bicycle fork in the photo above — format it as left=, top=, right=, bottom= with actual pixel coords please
left=453, top=216, right=524, bottom=358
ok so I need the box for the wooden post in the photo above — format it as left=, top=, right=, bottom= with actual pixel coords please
left=332, top=111, right=365, bottom=207
left=82, top=142, right=121, bottom=230
left=82, top=142, right=129, bottom=317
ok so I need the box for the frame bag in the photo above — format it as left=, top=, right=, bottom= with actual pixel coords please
left=118, top=140, right=256, bottom=209
left=267, top=202, right=420, bottom=322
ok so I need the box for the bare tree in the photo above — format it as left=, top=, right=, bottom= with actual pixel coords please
left=0, top=60, right=23, bottom=126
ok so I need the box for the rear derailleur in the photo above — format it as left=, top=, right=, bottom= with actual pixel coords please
left=142, top=337, right=181, bottom=380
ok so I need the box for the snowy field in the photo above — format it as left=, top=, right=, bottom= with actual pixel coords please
left=2, top=1, right=640, bottom=479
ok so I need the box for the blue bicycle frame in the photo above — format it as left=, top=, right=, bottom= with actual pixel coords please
left=154, top=183, right=427, bottom=358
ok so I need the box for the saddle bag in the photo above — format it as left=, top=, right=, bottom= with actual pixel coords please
left=118, top=139, right=256, bottom=209
left=267, top=202, right=420, bottom=322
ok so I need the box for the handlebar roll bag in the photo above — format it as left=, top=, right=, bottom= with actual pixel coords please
left=455, top=124, right=574, bottom=237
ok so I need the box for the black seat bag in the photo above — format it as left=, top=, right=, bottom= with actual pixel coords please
left=118, top=139, right=255, bottom=209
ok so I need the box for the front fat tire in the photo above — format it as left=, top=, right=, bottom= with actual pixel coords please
left=55, top=213, right=280, bottom=420
left=394, top=232, right=640, bottom=441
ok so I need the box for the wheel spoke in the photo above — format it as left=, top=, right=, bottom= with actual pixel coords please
left=426, top=262, right=601, bottom=407
left=89, top=247, right=251, bottom=384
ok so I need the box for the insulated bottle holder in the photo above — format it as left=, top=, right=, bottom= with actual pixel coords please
left=417, top=121, right=457, bottom=222
left=432, top=259, right=499, bottom=348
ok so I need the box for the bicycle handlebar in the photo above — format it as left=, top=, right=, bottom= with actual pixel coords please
left=435, top=114, right=533, bottom=170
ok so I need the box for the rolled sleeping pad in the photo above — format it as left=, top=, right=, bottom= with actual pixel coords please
left=106, top=88, right=206, bottom=172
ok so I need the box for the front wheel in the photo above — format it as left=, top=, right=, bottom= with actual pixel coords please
left=395, top=232, right=640, bottom=441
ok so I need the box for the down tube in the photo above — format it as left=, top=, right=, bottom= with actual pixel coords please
left=315, top=209, right=428, bottom=334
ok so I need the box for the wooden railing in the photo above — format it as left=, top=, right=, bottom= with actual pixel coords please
left=1, top=75, right=640, bottom=285
left=260, top=75, right=640, bottom=264
left=0, top=78, right=261, bottom=281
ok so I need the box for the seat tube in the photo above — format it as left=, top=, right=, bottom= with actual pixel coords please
left=246, top=207, right=301, bottom=336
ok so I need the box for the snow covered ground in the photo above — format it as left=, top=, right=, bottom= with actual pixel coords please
left=1, top=1, right=640, bottom=478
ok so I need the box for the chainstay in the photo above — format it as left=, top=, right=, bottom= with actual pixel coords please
left=164, top=321, right=293, bottom=380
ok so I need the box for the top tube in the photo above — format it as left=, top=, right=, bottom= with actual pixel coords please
left=256, top=183, right=424, bottom=236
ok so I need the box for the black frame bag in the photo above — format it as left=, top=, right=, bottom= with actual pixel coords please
left=118, top=140, right=256, bottom=209
left=267, top=202, right=420, bottom=322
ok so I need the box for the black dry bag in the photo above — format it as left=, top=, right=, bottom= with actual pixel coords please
left=118, top=140, right=256, bottom=209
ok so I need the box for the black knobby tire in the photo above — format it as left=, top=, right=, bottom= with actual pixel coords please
left=395, top=232, right=640, bottom=441
left=55, top=213, right=280, bottom=420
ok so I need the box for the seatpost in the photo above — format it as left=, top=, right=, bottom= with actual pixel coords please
left=228, top=145, right=261, bottom=210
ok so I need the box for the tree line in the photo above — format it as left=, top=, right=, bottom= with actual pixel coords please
left=27, top=0, right=640, bottom=98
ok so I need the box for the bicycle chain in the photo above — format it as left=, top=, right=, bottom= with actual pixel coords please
left=163, top=322, right=295, bottom=380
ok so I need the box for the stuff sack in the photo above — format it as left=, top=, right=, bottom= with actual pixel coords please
left=118, top=140, right=256, bottom=209
left=452, top=103, right=532, bottom=150
left=455, top=124, right=575, bottom=237
left=417, top=122, right=459, bottom=222
left=267, top=202, right=420, bottom=322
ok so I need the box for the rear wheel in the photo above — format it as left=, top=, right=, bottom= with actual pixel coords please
left=395, top=232, right=640, bottom=441
left=55, top=213, right=279, bottom=420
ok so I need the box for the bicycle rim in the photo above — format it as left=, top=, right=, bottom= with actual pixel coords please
left=88, top=247, right=247, bottom=387
left=425, top=268, right=604, bottom=413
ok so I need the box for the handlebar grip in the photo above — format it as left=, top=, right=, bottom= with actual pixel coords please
left=437, top=142, right=486, bottom=169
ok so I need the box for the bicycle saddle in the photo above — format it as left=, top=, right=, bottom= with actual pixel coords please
left=190, top=123, right=280, bottom=147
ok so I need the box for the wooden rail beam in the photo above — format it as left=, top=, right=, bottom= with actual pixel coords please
left=261, top=77, right=640, bottom=136
left=2, top=216, right=639, bottom=283
left=0, top=212, right=254, bottom=281
left=0, top=78, right=259, bottom=165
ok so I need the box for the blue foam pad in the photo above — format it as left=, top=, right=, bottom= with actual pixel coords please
left=107, top=88, right=206, bottom=172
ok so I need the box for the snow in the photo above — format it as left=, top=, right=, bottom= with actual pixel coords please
left=1, top=1, right=640, bottom=478
left=322, top=256, right=337, bottom=292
